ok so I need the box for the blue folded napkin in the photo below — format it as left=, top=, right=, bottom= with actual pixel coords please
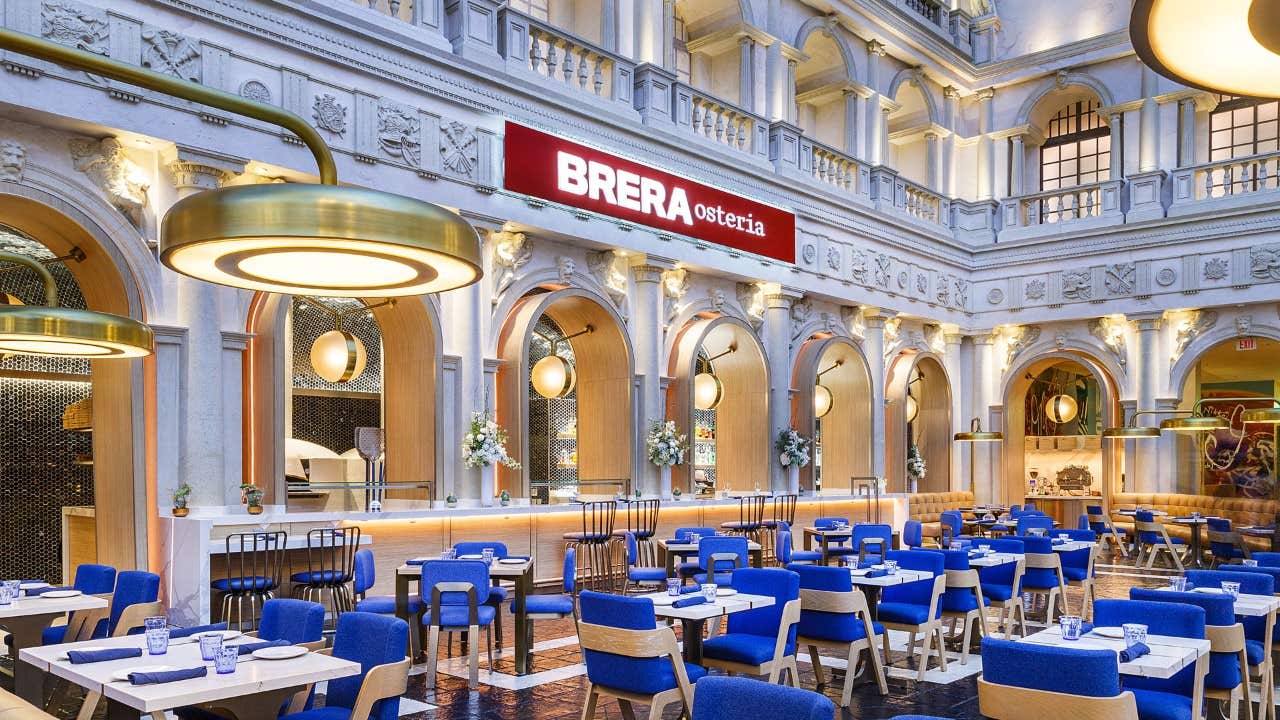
left=680, top=586, right=701, bottom=595
left=1079, top=622, right=1095, bottom=635
left=232, top=639, right=291, bottom=656
left=26, top=585, right=70, bottom=596
left=1051, top=538, right=1066, bottom=546
left=672, top=596, right=707, bottom=609
left=1119, top=643, right=1150, bottom=663
left=68, top=647, right=142, bottom=664
left=406, top=558, right=428, bottom=565
left=864, top=569, right=888, bottom=578
left=169, top=623, right=228, bottom=639
left=129, top=666, right=208, bottom=685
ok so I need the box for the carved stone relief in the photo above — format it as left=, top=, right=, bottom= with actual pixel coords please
left=312, top=94, right=348, bottom=136
left=1173, top=310, right=1218, bottom=361
left=376, top=99, right=421, bottom=168
left=800, top=243, right=816, bottom=264
left=587, top=250, right=627, bottom=311
left=662, top=268, right=689, bottom=327
left=489, top=229, right=530, bottom=305
left=1062, top=270, right=1092, bottom=300
left=1237, top=315, right=1253, bottom=337
left=873, top=254, right=891, bottom=288
left=1105, top=263, right=1135, bottom=295
left=141, top=28, right=201, bottom=82
left=1088, top=317, right=1127, bottom=366
left=440, top=121, right=477, bottom=180
left=736, top=282, right=764, bottom=329
left=41, top=0, right=107, bottom=55
left=555, top=256, right=575, bottom=284
left=850, top=251, right=868, bottom=284
left=1003, top=325, right=1040, bottom=368
left=1204, top=257, right=1230, bottom=280
left=1025, top=278, right=1046, bottom=300
left=0, top=142, right=26, bottom=183
left=825, top=246, right=841, bottom=272
left=1156, top=267, right=1177, bottom=286
left=987, top=287, right=1004, bottom=305
left=1250, top=245, right=1280, bottom=281
left=239, top=80, right=272, bottom=104
left=68, top=137, right=148, bottom=227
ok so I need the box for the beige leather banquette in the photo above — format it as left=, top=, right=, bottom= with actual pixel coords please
left=1110, top=492, right=1279, bottom=549
left=909, top=491, right=975, bottom=538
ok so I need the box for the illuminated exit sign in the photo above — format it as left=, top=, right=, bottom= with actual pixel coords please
left=1238, top=337, right=1257, bottom=351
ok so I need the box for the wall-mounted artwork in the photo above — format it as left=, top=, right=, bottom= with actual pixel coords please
left=1201, top=381, right=1277, bottom=499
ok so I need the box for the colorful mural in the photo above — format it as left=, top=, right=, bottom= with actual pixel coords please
left=1200, top=381, right=1278, bottom=499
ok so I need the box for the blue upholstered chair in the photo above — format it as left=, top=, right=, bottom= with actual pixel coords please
left=928, top=547, right=987, bottom=664
left=877, top=549, right=947, bottom=680
left=776, top=523, right=822, bottom=566
left=1207, top=518, right=1251, bottom=567
left=939, top=511, right=964, bottom=545
left=702, top=568, right=802, bottom=685
left=1134, top=511, right=1186, bottom=571
left=623, top=532, right=667, bottom=594
left=68, top=563, right=116, bottom=594
left=1086, top=504, right=1129, bottom=556
left=279, top=612, right=409, bottom=720
left=577, top=590, right=702, bottom=719
left=1057, top=528, right=1100, bottom=619
left=674, top=526, right=720, bottom=580
left=452, top=541, right=510, bottom=647
left=692, top=536, right=749, bottom=585
left=353, top=549, right=425, bottom=627
left=1023, top=502, right=1037, bottom=513
left=1186, top=569, right=1276, bottom=719
left=1016, top=515, right=1055, bottom=536
left=972, top=538, right=1027, bottom=638
left=903, top=520, right=925, bottom=549
left=849, top=523, right=893, bottom=565
left=977, top=637, right=1138, bottom=720
left=418, top=560, right=496, bottom=689
left=1019, top=536, right=1069, bottom=621
left=1252, top=552, right=1280, bottom=568
left=813, top=517, right=856, bottom=562
left=790, top=564, right=887, bottom=704
left=53, top=570, right=160, bottom=644
left=1131, top=587, right=1250, bottom=720
left=1093, top=598, right=1208, bottom=720
left=689, top=676, right=834, bottom=720
left=516, top=547, right=576, bottom=633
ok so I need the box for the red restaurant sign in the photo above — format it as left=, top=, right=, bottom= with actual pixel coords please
left=503, top=122, right=796, bottom=263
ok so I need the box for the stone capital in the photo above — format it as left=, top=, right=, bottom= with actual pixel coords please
left=220, top=331, right=253, bottom=352
left=866, top=39, right=886, bottom=57
left=1129, top=312, right=1163, bottom=332
left=861, top=308, right=897, bottom=329
left=975, top=87, right=995, bottom=102
left=630, top=264, right=667, bottom=284
left=168, top=160, right=234, bottom=193
left=944, top=85, right=961, bottom=100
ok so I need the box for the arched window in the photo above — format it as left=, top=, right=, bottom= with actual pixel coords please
left=1040, top=99, right=1111, bottom=190
left=1210, top=94, right=1279, bottom=161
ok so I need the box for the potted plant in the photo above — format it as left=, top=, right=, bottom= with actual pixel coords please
left=499, top=489, right=511, bottom=507
left=672, top=487, right=682, bottom=501
left=777, top=428, right=813, bottom=489
left=171, top=482, right=192, bottom=517
left=445, top=493, right=458, bottom=509
left=634, top=487, right=643, bottom=499
left=645, top=419, right=688, bottom=499
left=244, top=485, right=264, bottom=515
left=462, top=412, right=520, bottom=507
left=907, top=444, right=927, bottom=494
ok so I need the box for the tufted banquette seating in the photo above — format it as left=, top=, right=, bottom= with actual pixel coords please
left=909, top=492, right=975, bottom=542
left=1110, top=493, right=1279, bottom=550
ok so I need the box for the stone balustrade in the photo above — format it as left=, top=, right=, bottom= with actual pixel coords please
left=1170, top=151, right=1280, bottom=216
left=998, top=179, right=1123, bottom=240
left=499, top=9, right=635, bottom=112
left=672, top=82, right=768, bottom=159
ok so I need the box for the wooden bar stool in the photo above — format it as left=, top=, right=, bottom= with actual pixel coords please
left=214, top=530, right=286, bottom=631
left=564, top=500, right=618, bottom=592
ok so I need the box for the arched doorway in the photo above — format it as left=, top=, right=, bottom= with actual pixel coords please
left=0, top=197, right=148, bottom=578
left=245, top=294, right=441, bottom=506
left=496, top=287, right=634, bottom=503
left=886, top=352, right=951, bottom=493
left=792, top=335, right=873, bottom=493
left=667, top=315, right=769, bottom=496
left=1001, top=354, right=1121, bottom=509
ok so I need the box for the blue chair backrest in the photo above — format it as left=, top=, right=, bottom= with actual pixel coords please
left=1130, top=587, right=1242, bottom=689
left=354, top=549, right=375, bottom=595
left=790, top=564, right=853, bottom=640
left=73, top=564, right=116, bottom=594
left=981, top=637, right=1121, bottom=697
left=1017, top=515, right=1055, bottom=535
left=972, top=537, right=1024, bottom=553
left=1225, top=563, right=1280, bottom=587
left=903, top=520, right=923, bottom=549
left=1023, top=502, right=1036, bottom=512
left=258, top=598, right=325, bottom=644
left=563, top=548, right=576, bottom=594
left=690, top=675, right=835, bottom=720
left=777, top=529, right=794, bottom=564
left=1252, top=552, right=1280, bottom=568
left=727, top=568, right=800, bottom=649
left=1009, top=504, right=1022, bottom=514
left=420, top=560, right=491, bottom=607
left=939, top=511, right=963, bottom=537
left=699, top=536, right=749, bottom=572
left=110, top=571, right=160, bottom=633
left=814, top=517, right=848, bottom=531
left=1055, top=530, right=1096, bottom=575
left=1135, top=511, right=1162, bottom=544
left=1085, top=505, right=1109, bottom=533
left=1207, top=518, right=1237, bottom=559
left=625, top=532, right=639, bottom=565
left=1077, top=514, right=1090, bottom=530
left=972, top=538, right=1024, bottom=585
left=1186, top=569, right=1275, bottom=596
left=1094, top=598, right=1206, bottom=696
left=453, top=541, right=508, bottom=558
left=881, top=550, right=943, bottom=612
left=675, top=527, right=718, bottom=542
left=579, top=590, right=668, bottom=693
left=327, top=612, right=408, bottom=720
left=851, top=524, right=892, bottom=555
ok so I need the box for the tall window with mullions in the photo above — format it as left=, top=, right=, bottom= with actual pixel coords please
left=1209, top=95, right=1279, bottom=161
left=1040, top=99, right=1111, bottom=191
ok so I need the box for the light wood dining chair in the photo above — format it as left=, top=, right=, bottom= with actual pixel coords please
left=1134, top=514, right=1186, bottom=571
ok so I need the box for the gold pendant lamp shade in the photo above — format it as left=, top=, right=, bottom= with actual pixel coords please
left=693, top=372, right=724, bottom=410
left=954, top=417, right=1002, bottom=442
left=1045, top=394, right=1079, bottom=424
left=1242, top=406, right=1280, bottom=424
left=814, top=383, right=833, bottom=419
left=532, top=355, right=576, bottom=399
left=160, top=184, right=481, bottom=297
left=1160, top=415, right=1229, bottom=432
left=1131, top=0, right=1280, bottom=98
left=1101, top=424, right=1162, bottom=439
left=310, top=329, right=367, bottom=383
left=904, top=394, right=919, bottom=423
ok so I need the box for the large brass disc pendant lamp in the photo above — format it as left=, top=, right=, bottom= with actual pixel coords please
left=1131, top=0, right=1280, bottom=98
left=1045, top=394, right=1079, bottom=424
left=693, top=345, right=736, bottom=411
left=813, top=360, right=843, bottom=419
left=531, top=325, right=592, bottom=399
left=0, top=28, right=481, bottom=299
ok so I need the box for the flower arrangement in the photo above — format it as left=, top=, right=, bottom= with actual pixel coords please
left=776, top=428, right=812, bottom=468
left=907, top=444, right=927, bottom=481
left=462, top=413, right=520, bottom=469
left=240, top=483, right=264, bottom=514
left=645, top=419, right=688, bottom=467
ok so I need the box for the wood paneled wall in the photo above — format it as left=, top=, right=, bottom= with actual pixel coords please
left=792, top=336, right=874, bottom=492
left=885, top=352, right=952, bottom=493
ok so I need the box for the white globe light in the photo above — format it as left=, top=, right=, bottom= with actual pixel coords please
left=693, top=372, right=724, bottom=410
left=310, top=330, right=367, bottom=383
left=905, top=395, right=919, bottom=423
left=532, top=355, right=576, bottom=398
left=1045, top=394, right=1079, bottom=424
left=814, top=383, right=833, bottom=418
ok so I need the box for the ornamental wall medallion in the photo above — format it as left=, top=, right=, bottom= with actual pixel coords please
left=850, top=251, right=868, bottom=284
left=376, top=99, right=421, bottom=168
left=1104, top=263, right=1135, bottom=295
left=986, top=287, right=1004, bottom=304
left=41, top=0, right=107, bottom=55
left=1155, top=267, right=1177, bottom=286
left=801, top=243, right=816, bottom=264
left=825, top=246, right=841, bottom=272
left=440, top=121, right=477, bottom=179
left=1250, top=244, right=1280, bottom=281
left=1203, top=257, right=1230, bottom=280
left=312, top=94, right=348, bottom=136
left=1025, top=278, right=1046, bottom=300
left=873, top=255, right=891, bottom=287
left=239, top=80, right=272, bottom=104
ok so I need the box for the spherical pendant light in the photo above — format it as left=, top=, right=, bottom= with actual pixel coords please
left=532, top=355, right=576, bottom=398
left=161, top=184, right=482, bottom=298
left=310, top=329, right=367, bottom=383
left=1131, top=0, right=1280, bottom=98
left=1045, top=394, right=1079, bottom=424
left=814, top=383, right=833, bottom=419
left=905, top=395, right=919, bottom=423
left=693, top=372, right=724, bottom=410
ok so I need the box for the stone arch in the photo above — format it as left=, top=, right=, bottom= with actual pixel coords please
left=792, top=334, right=873, bottom=492
left=886, top=350, right=951, bottom=492
left=792, top=16, right=859, bottom=79
left=1168, top=321, right=1280, bottom=400
left=1015, top=72, right=1117, bottom=130
left=489, top=265, right=626, bottom=352
left=887, top=68, right=941, bottom=126
left=1000, top=338, right=1131, bottom=402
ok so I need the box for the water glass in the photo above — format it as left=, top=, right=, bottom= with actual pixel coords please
left=687, top=533, right=700, bottom=545
left=700, top=583, right=717, bottom=602
left=481, top=548, right=495, bottom=567
left=145, top=627, right=169, bottom=656
left=1223, top=581, right=1241, bottom=599
left=1244, top=559, right=1260, bottom=567
left=213, top=646, right=238, bottom=674
left=1057, top=533, right=1070, bottom=542
left=666, top=578, right=681, bottom=597
left=1122, top=623, right=1148, bottom=649
left=0, top=584, right=14, bottom=606
left=4, top=580, right=19, bottom=598
left=949, top=541, right=962, bottom=551
left=198, top=633, right=224, bottom=661
left=439, top=548, right=456, bottom=560
left=1169, top=576, right=1188, bottom=592
left=885, top=560, right=899, bottom=576
left=144, top=616, right=167, bottom=632
left=1059, top=615, right=1083, bottom=641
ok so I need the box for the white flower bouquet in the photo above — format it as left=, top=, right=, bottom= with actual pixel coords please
left=646, top=419, right=688, bottom=468
left=776, top=428, right=812, bottom=468
left=461, top=413, right=521, bottom=469
left=907, top=444, right=927, bottom=481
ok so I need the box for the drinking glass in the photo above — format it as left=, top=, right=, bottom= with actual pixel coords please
left=1057, top=533, right=1070, bottom=542
left=700, top=583, right=717, bottom=602
left=687, top=533, right=700, bottom=545
left=145, top=627, right=169, bottom=656
left=0, top=584, right=14, bottom=606
left=1059, top=615, right=1083, bottom=641
left=949, top=541, right=962, bottom=551
left=3, top=580, right=19, bottom=598
left=481, top=548, right=495, bottom=567
left=666, top=578, right=681, bottom=597
left=144, top=616, right=167, bottom=632
left=1169, top=576, right=1188, bottom=592
left=1122, top=623, right=1148, bottom=649
left=198, top=633, right=223, bottom=661
left=885, top=560, right=899, bottom=576
left=213, top=646, right=238, bottom=674
left=1223, top=581, right=1241, bottom=599
left=1245, top=559, right=1260, bottom=567
left=439, top=549, right=456, bottom=560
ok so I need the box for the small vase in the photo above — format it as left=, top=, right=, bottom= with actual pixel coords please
left=787, top=464, right=799, bottom=492
left=659, top=464, right=672, bottom=498
left=172, top=507, right=189, bottom=518
left=247, top=505, right=263, bottom=515
left=480, top=464, right=496, bottom=507
left=500, top=497, right=510, bottom=507
left=446, top=500, right=458, bottom=509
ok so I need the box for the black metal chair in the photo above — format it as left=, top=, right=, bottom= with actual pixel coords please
left=721, top=495, right=767, bottom=546
left=214, top=531, right=286, bottom=630
left=291, top=527, right=360, bottom=626
left=564, top=500, right=618, bottom=592
left=763, top=494, right=798, bottom=565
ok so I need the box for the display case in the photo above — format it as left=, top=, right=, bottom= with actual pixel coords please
left=692, top=407, right=717, bottom=496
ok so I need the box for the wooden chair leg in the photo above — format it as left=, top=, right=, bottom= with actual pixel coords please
left=467, top=623, right=480, bottom=689
left=935, top=626, right=949, bottom=672
left=617, top=699, right=637, bottom=720
left=915, top=628, right=932, bottom=681
left=580, top=687, right=599, bottom=720
left=807, top=645, right=825, bottom=687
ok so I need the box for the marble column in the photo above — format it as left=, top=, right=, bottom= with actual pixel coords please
left=861, top=310, right=894, bottom=479
left=1009, top=134, right=1025, bottom=196
left=843, top=89, right=861, bottom=157
left=1133, top=316, right=1162, bottom=493
left=738, top=36, right=755, bottom=112
left=1177, top=98, right=1196, bottom=167
left=972, top=333, right=998, bottom=502
left=943, top=86, right=960, bottom=197
left=785, top=59, right=798, bottom=124
left=630, top=260, right=672, bottom=496
left=448, top=229, right=496, bottom=502
left=975, top=87, right=995, bottom=200
left=865, top=40, right=886, bottom=165
left=1108, top=112, right=1124, bottom=181
left=943, top=333, right=965, bottom=491
left=633, top=0, right=663, bottom=64
left=925, top=131, right=940, bottom=190
left=1139, top=67, right=1159, bottom=173
left=763, top=290, right=799, bottom=492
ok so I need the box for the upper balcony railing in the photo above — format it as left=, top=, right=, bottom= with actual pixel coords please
left=998, top=180, right=1123, bottom=240
left=352, top=0, right=412, bottom=21
left=672, top=82, right=768, bottom=159
left=801, top=137, right=866, bottom=197
left=499, top=9, right=635, bottom=112
left=869, top=167, right=950, bottom=229
left=902, top=0, right=945, bottom=26
left=1170, top=151, right=1280, bottom=215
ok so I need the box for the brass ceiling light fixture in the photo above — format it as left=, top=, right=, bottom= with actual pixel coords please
left=693, top=344, right=736, bottom=411
left=954, top=417, right=1004, bottom=497
left=302, top=297, right=394, bottom=384
left=814, top=360, right=843, bottom=419
left=0, top=28, right=482, bottom=298
left=0, top=248, right=152, bottom=358
left=1101, top=410, right=1163, bottom=439
left=531, top=325, right=593, bottom=399
left=1131, top=0, right=1280, bottom=98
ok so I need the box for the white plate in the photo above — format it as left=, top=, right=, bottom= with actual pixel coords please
left=20, top=582, right=49, bottom=591
left=849, top=569, right=870, bottom=577
left=457, top=554, right=484, bottom=560
left=198, top=630, right=242, bottom=640
left=57, top=645, right=110, bottom=661
left=717, top=588, right=738, bottom=597
left=252, top=645, right=308, bottom=660
left=1193, top=587, right=1224, bottom=594
left=650, top=594, right=678, bottom=606
left=40, top=590, right=82, bottom=598
left=1091, top=626, right=1125, bottom=639
left=498, top=558, right=526, bottom=565
left=111, top=666, right=171, bottom=682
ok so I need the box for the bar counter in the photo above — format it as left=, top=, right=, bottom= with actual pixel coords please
left=159, top=492, right=908, bottom=625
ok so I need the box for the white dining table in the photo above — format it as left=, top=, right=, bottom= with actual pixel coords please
left=968, top=552, right=1022, bottom=568
left=1019, top=626, right=1210, bottom=679
left=848, top=568, right=935, bottom=621
left=640, top=590, right=775, bottom=663
left=0, top=591, right=108, bottom=705
left=21, top=632, right=360, bottom=720
left=1152, top=586, right=1280, bottom=617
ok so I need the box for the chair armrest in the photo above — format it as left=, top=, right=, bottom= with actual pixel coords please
left=112, top=601, right=165, bottom=638
left=770, top=598, right=802, bottom=663
left=348, top=658, right=411, bottom=720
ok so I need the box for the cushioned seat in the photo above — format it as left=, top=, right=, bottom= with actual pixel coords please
left=702, top=633, right=782, bottom=666
left=355, top=595, right=423, bottom=615
left=1129, top=688, right=1195, bottom=720
left=211, top=576, right=275, bottom=592
left=1110, top=492, right=1280, bottom=551
left=875, top=601, right=932, bottom=625
left=290, top=570, right=348, bottom=584
left=273, top=708, right=351, bottom=720
left=692, top=572, right=734, bottom=585
left=796, top=611, right=884, bottom=643
left=522, top=594, right=575, bottom=615
left=486, top=586, right=509, bottom=603
left=981, top=582, right=1016, bottom=601
left=1246, top=638, right=1266, bottom=665
left=629, top=566, right=667, bottom=582
left=42, top=626, right=66, bottom=645
left=421, top=603, right=496, bottom=628
left=676, top=562, right=700, bottom=578
left=1062, top=565, right=1090, bottom=582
